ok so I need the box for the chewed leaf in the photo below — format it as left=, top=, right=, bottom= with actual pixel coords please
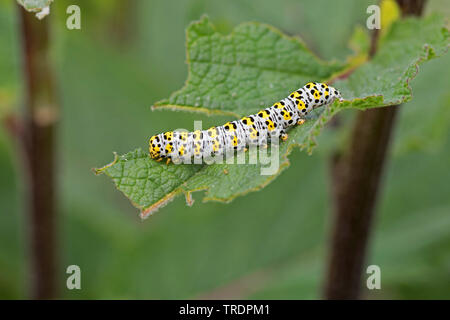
left=95, top=149, right=203, bottom=218
left=96, top=15, right=449, bottom=218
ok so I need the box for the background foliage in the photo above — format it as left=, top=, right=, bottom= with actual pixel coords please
left=96, top=13, right=448, bottom=217
left=0, top=0, right=449, bottom=299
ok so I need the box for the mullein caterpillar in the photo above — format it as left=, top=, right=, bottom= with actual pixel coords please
left=149, top=82, right=342, bottom=163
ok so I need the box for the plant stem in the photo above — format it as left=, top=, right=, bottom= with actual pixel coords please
left=323, top=0, right=426, bottom=300
left=17, top=6, right=59, bottom=299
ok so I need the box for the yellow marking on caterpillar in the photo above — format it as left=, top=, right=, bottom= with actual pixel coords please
left=281, top=108, right=292, bottom=120
left=241, top=116, right=254, bottom=125
left=180, top=131, right=188, bottom=141
left=313, top=90, right=321, bottom=99
left=296, top=99, right=306, bottom=111
left=290, top=91, right=301, bottom=99
left=212, top=140, right=220, bottom=152
left=193, top=130, right=202, bottom=141
left=249, top=127, right=258, bottom=139
left=274, top=102, right=284, bottom=109
left=231, top=135, right=238, bottom=147
left=265, top=119, right=275, bottom=131
left=164, top=131, right=173, bottom=141
left=258, top=110, right=270, bottom=119
left=224, top=122, right=237, bottom=132
left=208, top=127, right=218, bottom=138
left=194, top=142, right=201, bottom=155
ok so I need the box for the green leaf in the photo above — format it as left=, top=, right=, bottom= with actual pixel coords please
left=96, top=15, right=449, bottom=218
left=17, top=0, right=53, bottom=19
left=154, top=16, right=346, bottom=117
left=393, top=53, right=450, bottom=155
left=308, top=14, right=450, bottom=150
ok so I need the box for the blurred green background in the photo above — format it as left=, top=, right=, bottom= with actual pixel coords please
left=0, top=0, right=449, bottom=299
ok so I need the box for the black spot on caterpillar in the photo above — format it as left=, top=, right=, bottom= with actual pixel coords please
left=149, top=82, right=342, bottom=162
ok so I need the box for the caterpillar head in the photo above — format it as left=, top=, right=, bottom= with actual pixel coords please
left=318, top=83, right=342, bottom=103
left=307, top=82, right=342, bottom=107
left=328, top=86, right=342, bottom=102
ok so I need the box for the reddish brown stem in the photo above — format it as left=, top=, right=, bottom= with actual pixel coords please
left=325, top=107, right=399, bottom=299
left=323, top=0, right=426, bottom=300
left=18, top=6, right=59, bottom=299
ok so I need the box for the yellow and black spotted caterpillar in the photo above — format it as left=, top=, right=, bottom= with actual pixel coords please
left=149, top=82, right=342, bottom=162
